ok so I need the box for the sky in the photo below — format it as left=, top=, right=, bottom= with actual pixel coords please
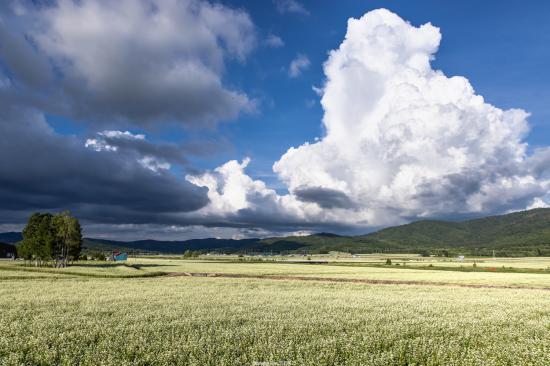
left=1, top=0, right=550, bottom=240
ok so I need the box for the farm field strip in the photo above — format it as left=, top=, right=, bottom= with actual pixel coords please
left=165, top=271, right=550, bottom=291
left=2, top=258, right=550, bottom=288
left=133, top=258, right=550, bottom=288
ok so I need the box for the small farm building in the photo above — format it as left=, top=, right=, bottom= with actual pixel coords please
left=111, top=250, right=128, bottom=261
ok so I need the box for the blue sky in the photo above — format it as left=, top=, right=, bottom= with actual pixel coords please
left=1, top=0, right=550, bottom=239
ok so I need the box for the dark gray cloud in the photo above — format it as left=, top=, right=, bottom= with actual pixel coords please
left=294, top=187, right=355, bottom=209
left=412, top=172, right=483, bottom=213
left=0, top=0, right=255, bottom=127
left=0, top=23, right=52, bottom=88
left=412, top=168, right=546, bottom=216
left=0, top=105, right=209, bottom=224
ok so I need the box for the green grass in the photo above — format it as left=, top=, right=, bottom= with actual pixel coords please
left=1, top=258, right=550, bottom=365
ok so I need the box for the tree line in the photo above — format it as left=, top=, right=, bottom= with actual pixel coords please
left=18, top=212, right=82, bottom=267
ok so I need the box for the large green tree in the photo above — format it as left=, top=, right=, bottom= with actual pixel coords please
left=18, top=212, right=82, bottom=267
left=52, top=211, right=82, bottom=267
left=18, top=213, right=56, bottom=266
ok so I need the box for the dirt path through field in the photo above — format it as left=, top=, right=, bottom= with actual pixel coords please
left=165, top=271, right=550, bottom=291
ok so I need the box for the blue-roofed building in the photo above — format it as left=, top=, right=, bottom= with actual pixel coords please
left=111, top=250, right=128, bottom=261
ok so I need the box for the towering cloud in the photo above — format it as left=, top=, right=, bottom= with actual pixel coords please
left=193, top=9, right=550, bottom=230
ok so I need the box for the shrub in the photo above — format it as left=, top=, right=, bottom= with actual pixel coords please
left=385, top=259, right=392, bottom=265
left=90, top=251, right=106, bottom=261
left=419, top=250, right=430, bottom=257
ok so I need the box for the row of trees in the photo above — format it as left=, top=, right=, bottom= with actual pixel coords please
left=18, top=212, right=82, bottom=267
left=183, top=250, right=200, bottom=258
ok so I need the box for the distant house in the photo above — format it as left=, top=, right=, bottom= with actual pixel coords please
left=0, top=242, right=16, bottom=258
left=111, top=250, right=128, bottom=261
left=457, top=255, right=465, bottom=261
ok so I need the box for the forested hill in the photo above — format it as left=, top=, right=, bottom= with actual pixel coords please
left=2, top=208, right=550, bottom=256
left=360, top=208, right=550, bottom=255
left=244, top=208, right=550, bottom=256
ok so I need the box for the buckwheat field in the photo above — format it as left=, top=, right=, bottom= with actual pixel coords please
left=1, top=259, right=549, bottom=365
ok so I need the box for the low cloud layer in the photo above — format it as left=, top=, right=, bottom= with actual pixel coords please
left=0, top=105, right=209, bottom=227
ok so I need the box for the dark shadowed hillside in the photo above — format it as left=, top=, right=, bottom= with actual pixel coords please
left=81, top=238, right=261, bottom=254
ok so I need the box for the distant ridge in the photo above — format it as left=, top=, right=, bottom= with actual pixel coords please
left=2, top=208, right=550, bottom=256
left=311, top=232, right=342, bottom=238
left=0, top=232, right=22, bottom=244
left=85, top=237, right=261, bottom=254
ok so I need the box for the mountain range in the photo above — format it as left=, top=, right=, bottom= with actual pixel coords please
left=2, top=208, right=550, bottom=256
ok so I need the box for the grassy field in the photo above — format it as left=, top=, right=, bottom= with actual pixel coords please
left=1, top=258, right=550, bottom=365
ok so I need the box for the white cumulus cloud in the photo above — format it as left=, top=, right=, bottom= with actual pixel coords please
left=138, top=156, right=171, bottom=173
left=288, top=54, right=310, bottom=78
left=265, top=34, right=284, bottom=48
left=187, top=158, right=273, bottom=215
left=188, top=8, right=550, bottom=231
left=274, top=0, right=309, bottom=15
